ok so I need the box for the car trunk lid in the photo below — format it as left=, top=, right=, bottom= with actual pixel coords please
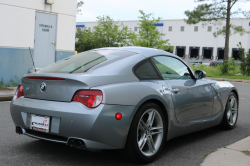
left=22, top=75, right=89, bottom=102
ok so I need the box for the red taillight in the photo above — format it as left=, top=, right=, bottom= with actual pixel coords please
left=72, top=90, right=103, bottom=108
left=26, top=77, right=65, bottom=81
left=16, top=85, right=24, bottom=99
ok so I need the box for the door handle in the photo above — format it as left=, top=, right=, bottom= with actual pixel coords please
left=172, top=88, right=180, bottom=94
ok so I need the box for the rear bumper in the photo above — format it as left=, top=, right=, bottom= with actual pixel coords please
left=10, top=97, right=136, bottom=149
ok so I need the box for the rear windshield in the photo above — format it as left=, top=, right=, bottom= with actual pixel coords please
left=40, top=50, right=136, bottom=74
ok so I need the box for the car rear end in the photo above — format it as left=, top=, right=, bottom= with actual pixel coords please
left=10, top=49, right=141, bottom=150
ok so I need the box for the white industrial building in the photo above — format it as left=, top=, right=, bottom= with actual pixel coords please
left=0, top=0, right=77, bottom=83
left=77, top=18, right=250, bottom=62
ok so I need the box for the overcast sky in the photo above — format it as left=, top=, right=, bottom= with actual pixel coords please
left=76, top=0, right=249, bottom=22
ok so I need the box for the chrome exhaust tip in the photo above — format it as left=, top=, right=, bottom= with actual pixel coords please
left=75, top=140, right=83, bottom=148
left=16, top=126, right=23, bottom=134
left=68, top=138, right=85, bottom=148
left=68, top=140, right=75, bottom=148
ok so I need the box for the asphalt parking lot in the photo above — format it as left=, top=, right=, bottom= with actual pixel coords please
left=0, top=82, right=249, bottom=166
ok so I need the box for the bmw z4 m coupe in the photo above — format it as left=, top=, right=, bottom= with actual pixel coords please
left=10, top=47, right=239, bottom=163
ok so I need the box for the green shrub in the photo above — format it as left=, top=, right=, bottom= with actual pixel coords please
left=228, top=58, right=238, bottom=75
left=0, top=78, right=19, bottom=90
left=238, top=42, right=250, bottom=76
left=0, top=78, right=7, bottom=89
left=199, top=64, right=206, bottom=71
left=190, top=62, right=241, bottom=78
left=215, top=65, right=223, bottom=75
left=10, top=78, right=19, bottom=87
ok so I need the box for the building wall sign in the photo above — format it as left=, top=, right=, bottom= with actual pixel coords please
left=39, top=24, right=52, bottom=32
left=45, top=0, right=55, bottom=5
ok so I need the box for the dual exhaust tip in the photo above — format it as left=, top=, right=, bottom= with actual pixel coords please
left=68, top=139, right=85, bottom=148
left=15, top=127, right=85, bottom=149
left=16, top=126, right=23, bottom=134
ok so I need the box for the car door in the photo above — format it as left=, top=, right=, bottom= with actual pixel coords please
left=151, top=56, right=214, bottom=124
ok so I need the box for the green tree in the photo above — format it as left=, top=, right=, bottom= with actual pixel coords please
left=133, top=10, right=173, bottom=51
left=77, top=1, right=84, bottom=15
left=185, top=0, right=250, bottom=73
left=92, top=16, right=136, bottom=48
left=75, top=27, right=94, bottom=52
left=75, top=16, right=136, bottom=52
left=237, top=42, right=250, bottom=75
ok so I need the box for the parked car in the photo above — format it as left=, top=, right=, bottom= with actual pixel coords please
left=11, top=47, right=239, bottom=163
left=209, top=60, right=241, bottom=66
left=210, top=61, right=224, bottom=66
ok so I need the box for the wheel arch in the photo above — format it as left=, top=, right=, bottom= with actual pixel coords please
left=140, top=99, right=170, bottom=127
left=231, top=89, right=238, bottom=100
left=231, top=88, right=239, bottom=106
left=134, top=96, right=170, bottom=129
left=124, top=96, right=171, bottom=148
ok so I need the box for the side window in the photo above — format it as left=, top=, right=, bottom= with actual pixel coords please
left=134, top=59, right=161, bottom=80
left=151, top=56, right=192, bottom=80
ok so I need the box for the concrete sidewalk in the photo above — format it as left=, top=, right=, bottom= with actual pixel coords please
left=202, top=136, right=250, bottom=166
left=0, top=87, right=16, bottom=101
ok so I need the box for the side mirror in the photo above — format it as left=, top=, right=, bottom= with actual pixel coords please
left=194, top=70, right=206, bottom=79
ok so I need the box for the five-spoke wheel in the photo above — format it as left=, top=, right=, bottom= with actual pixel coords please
left=124, top=102, right=166, bottom=163
left=137, top=109, right=163, bottom=157
left=227, top=96, right=238, bottom=126
left=221, top=92, right=238, bottom=129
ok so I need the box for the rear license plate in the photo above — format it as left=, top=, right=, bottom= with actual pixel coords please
left=30, top=114, right=50, bottom=133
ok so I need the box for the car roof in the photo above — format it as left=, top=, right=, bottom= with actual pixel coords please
left=92, top=46, right=175, bottom=55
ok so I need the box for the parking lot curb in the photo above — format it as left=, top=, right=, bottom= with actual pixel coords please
left=201, top=136, right=250, bottom=166
left=0, top=95, right=13, bottom=102
left=0, top=87, right=16, bottom=102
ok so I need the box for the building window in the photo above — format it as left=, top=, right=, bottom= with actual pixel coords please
left=238, top=26, right=242, bottom=30
left=208, top=26, right=212, bottom=32
left=180, top=26, right=184, bottom=31
left=169, top=26, right=172, bottom=31
left=194, top=26, right=198, bottom=32
left=223, top=26, right=226, bottom=30
left=88, top=27, right=91, bottom=31
left=134, top=27, right=138, bottom=31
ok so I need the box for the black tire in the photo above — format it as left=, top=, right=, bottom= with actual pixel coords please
left=123, top=102, right=167, bottom=164
left=220, top=92, right=238, bottom=130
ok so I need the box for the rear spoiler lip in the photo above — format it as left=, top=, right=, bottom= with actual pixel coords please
left=25, top=77, right=65, bottom=81
left=23, top=73, right=87, bottom=83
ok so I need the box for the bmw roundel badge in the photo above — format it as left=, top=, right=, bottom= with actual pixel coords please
left=40, top=82, right=46, bottom=92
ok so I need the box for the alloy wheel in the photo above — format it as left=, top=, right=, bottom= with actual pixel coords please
left=137, top=109, right=164, bottom=157
left=227, top=96, right=238, bottom=126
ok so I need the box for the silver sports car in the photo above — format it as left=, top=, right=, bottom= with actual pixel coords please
left=10, top=47, right=239, bottom=163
